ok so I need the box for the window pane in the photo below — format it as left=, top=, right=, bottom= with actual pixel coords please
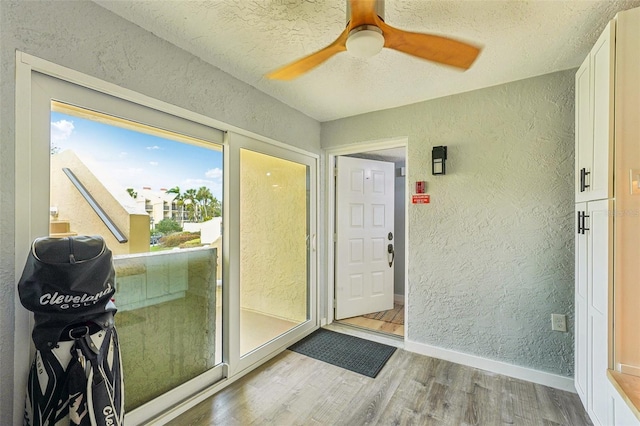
left=49, top=103, right=223, bottom=410
left=50, top=101, right=223, bottom=256
left=239, top=149, right=309, bottom=356
left=114, top=248, right=218, bottom=410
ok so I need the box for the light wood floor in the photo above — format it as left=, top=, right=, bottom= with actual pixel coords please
left=166, top=345, right=591, bottom=426
left=339, top=315, right=404, bottom=336
left=339, top=303, right=404, bottom=337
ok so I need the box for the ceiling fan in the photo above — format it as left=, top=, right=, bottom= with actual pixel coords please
left=266, top=0, right=481, bottom=80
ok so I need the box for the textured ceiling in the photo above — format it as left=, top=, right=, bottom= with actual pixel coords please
left=94, top=0, right=640, bottom=122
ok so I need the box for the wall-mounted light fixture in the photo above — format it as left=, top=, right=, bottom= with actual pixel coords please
left=432, top=146, right=447, bottom=175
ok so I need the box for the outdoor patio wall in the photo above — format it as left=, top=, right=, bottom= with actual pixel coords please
left=0, top=0, right=320, bottom=423
left=114, top=247, right=217, bottom=411
left=240, top=150, right=307, bottom=323
left=321, top=70, right=576, bottom=378
left=50, top=150, right=150, bottom=255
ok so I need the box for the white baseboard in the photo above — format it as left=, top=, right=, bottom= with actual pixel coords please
left=404, top=339, right=576, bottom=393
left=394, top=293, right=405, bottom=304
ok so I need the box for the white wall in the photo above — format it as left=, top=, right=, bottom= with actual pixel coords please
left=322, top=70, right=576, bottom=378
left=183, top=218, right=222, bottom=245
left=0, top=1, right=320, bottom=423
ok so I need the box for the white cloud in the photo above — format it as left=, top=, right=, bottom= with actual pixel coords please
left=149, top=161, right=159, bottom=166
left=183, top=178, right=217, bottom=187
left=112, top=167, right=145, bottom=177
left=51, top=119, right=74, bottom=142
left=119, top=152, right=128, bottom=158
left=146, top=145, right=161, bottom=150
left=205, top=168, right=223, bottom=180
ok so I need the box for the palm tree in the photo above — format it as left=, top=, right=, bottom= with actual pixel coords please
left=211, top=197, right=222, bottom=218
left=166, top=186, right=181, bottom=197
left=182, top=188, right=198, bottom=222
left=170, top=187, right=219, bottom=223
left=196, top=186, right=214, bottom=221
left=166, top=186, right=184, bottom=222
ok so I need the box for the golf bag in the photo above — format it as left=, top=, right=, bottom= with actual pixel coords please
left=18, top=235, right=124, bottom=426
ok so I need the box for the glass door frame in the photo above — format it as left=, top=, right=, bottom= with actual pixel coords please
left=22, top=69, right=227, bottom=425
left=15, top=52, right=320, bottom=425
left=225, top=132, right=318, bottom=376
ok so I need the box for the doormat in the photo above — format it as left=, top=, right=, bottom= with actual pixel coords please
left=288, top=328, right=396, bottom=378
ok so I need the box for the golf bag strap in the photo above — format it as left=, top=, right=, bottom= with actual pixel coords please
left=66, top=347, right=90, bottom=426
left=68, top=326, right=124, bottom=426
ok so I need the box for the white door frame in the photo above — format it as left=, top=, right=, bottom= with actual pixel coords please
left=325, top=137, right=408, bottom=334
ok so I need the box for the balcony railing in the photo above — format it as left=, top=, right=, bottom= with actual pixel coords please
left=62, top=167, right=128, bottom=243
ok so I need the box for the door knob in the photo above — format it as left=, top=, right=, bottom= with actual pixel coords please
left=387, top=243, right=395, bottom=267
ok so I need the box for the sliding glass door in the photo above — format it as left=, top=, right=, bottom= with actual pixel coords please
left=239, top=149, right=310, bottom=356
left=20, top=62, right=318, bottom=423
left=226, top=133, right=317, bottom=373
left=29, top=73, right=226, bottom=417
left=49, top=101, right=224, bottom=411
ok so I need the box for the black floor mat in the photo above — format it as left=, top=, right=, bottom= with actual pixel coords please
left=288, top=328, right=397, bottom=378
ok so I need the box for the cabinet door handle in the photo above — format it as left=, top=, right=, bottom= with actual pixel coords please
left=577, top=211, right=583, bottom=234
left=581, top=168, right=591, bottom=192
left=584, top=169, right=590, bottom=189
left=582, top=213, right=590, bottom=234
left=580, top=168, right=592, bottom=192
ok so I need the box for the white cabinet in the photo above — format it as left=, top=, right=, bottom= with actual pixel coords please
left=609, top=380, right=640, bottom=426
left=575, top=7, right=640, bottom=426
left=588, top=200, right=612, bottom=425
left=575, top=200, right=612, bottom=425
left=575, top=22, right=615, bottom=203
left=574, top=22, right=615, bottom=423
left=574, top=203, right=588, bottom=404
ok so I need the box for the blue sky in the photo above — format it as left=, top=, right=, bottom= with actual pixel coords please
left=51, top=111, right=223, bottom=200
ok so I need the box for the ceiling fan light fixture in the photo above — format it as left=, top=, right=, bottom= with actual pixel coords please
left=346, top=25, right=384, bottom=58
left=266, top=0, right=481, bottom=80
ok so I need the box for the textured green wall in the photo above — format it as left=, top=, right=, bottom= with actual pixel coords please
left=322, top=70, right=576, bottom=377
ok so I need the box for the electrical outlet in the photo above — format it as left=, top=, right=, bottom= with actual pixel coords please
left=551, top=314, right=567, bottom=332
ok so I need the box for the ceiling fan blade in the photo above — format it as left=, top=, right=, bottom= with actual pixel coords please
left=266, top=28, right=349, bottom=80
left=377, top=18, right=481, bottom=70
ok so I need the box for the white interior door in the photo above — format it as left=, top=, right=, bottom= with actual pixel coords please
left=335, top=156, right=395, bottom=320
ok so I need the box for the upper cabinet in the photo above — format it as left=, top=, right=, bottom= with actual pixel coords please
left=575, top=22, right=615, bottom=203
